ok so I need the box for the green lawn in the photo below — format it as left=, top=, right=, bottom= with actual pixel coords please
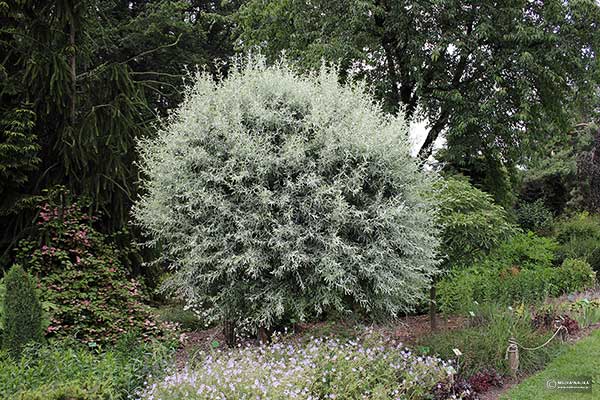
left=502, top=329, right=600, bottom=399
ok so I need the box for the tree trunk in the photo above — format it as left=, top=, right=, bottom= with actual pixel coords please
left=70, top=16, right=76, bottom=126
left=417, top=110, right=449, bottom=161
left=257, top=326, right=270, bottom=345
left=429, top=284, right=437, bottom=331
left=223, top=320, right=236, bottom=347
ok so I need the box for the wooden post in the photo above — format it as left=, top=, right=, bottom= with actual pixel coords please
left=505, top=337, right=519, bottom=379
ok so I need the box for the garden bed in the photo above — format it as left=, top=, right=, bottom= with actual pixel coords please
left=173, top=313, right=467, bottom=367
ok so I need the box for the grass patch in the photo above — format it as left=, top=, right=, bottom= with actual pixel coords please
left=502, top=329, right=600, bottom=400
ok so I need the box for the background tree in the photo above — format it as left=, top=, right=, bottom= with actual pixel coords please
left=134, top=58, right=441, bottom=344
left=429, top=176, right=517, bottom=328
left=577, top=127, right=600, bottom=212
left=0, top=0, right=241, bottom=273
left=237, top=0, right=600, bottom=205
left=518, top=115, right=599, bottom=215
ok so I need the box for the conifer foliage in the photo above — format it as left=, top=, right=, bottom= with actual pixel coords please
left=1, top=264, right=43, bottom=357
left=134, top=58, right=441, bottom=335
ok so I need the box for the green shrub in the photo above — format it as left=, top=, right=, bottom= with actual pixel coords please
left=0, top=339, right=172, bottom=399
left=556, top=258, right=596, bottom=293
left=437, top=232, right=561, bottom=314
left=157, top=304, right=206, bottom=331
left=134, top=57, right=441, bottom=332
left=15, top=196, right=173, bottom=346
left=554, top=213, right=600, bottom=275
left=515, top=199, right=554, bottom=235
left=11, top=384, right=104, bottom=400
left=568, top=298, right=600, bottom=329
left=1, top=265, right=43, bottom=356
left=488, top=232, right=557, bottom=270
left=438, top=263, right=594, bottom=314
left=418, top=304, right=564, bottom=378
left=438, top=266, right=559, bottom=314
left=434, top=176, right=518, bottom=268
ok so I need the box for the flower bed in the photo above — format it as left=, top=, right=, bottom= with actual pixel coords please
left=137, top=334, right=470, bottom=399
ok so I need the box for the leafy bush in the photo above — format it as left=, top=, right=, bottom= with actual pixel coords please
left=437, top=256, right=595, bottom=314
left=434, top=176, right=518, bottom=268
left=138, top=333, right=468, bottom=399
left=134, top=57, right=441, bottom=333
left=488, top=232, right=557, bottom=270
left=568, top=298, right=600, bottom=328
left=515, top=199, right=554, bottom=235
left=0, top=339, right=172, bottom=400
left=1, top=265, right=43, bottom=356
left=557, top=258, right=596, bottom=293
left=554, top=213, right=600, bottom=275
left=418, top=305, right=564, bottom=377
left=467, top=368, right=504, bottom=394
left=157, top=304, right=206, bottom=331
left=437, top=232, right=560, bottom=313
left=15, top=198, right=173, bottom=345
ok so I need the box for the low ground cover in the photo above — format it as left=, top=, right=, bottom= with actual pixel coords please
left=137, top=333, right=468, bottom=400
left=0, top=338, right=171, bottom=400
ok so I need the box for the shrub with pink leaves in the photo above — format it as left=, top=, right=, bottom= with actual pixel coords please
left=466, top=368, right=503, bottom=394
left=14, top=194, right=174, bottom=345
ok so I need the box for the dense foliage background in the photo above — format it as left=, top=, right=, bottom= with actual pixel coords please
left=2, top=0, right=599, bottom=276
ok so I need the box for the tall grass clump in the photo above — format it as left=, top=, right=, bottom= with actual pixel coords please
left=418, top=304, right=564, bottom=378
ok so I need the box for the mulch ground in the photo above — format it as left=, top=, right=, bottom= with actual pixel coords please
left=174, top=313, right=467, bottom=367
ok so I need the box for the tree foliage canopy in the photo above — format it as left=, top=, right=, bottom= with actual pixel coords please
left=0, top=0, right=240, bottom=265
left=238, top=0, right=600, bottom=195
left=134, top=58, right=441, bottom=329
left=434, top=177, right=518, bottom=268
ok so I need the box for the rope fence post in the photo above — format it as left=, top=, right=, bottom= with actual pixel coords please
left=505, top=337, right=519, bottom=379
left=505, top=325, right=568, bottom=378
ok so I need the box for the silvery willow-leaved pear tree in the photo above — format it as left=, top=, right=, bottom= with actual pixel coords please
left=134, top=57, right=440, bottom=344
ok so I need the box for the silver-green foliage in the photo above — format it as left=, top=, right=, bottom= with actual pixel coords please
left=134, top=57, right=440, bottom=329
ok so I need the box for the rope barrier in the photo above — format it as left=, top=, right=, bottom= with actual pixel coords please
left=505, top=324, right=568, bottom=377
left=514, top=325, right=568, bottom=351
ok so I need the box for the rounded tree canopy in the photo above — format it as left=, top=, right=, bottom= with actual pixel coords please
left=434, top=176, right=518, bottom=268
left=134, top=57, right=440, bottom=329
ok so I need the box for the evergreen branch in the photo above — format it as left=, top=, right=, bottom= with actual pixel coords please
left=77, top=33, right=183, bottom=81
